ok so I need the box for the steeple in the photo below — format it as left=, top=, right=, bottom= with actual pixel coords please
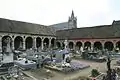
left=68, top=10, right=77, bottom=29
left=71, top=10, right=74, bottom=18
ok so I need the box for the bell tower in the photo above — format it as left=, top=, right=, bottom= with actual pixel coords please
left=68, top=10, right=77, bottom=29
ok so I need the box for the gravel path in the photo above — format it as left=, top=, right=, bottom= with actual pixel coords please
left=23, top=59, right=117, bottom=80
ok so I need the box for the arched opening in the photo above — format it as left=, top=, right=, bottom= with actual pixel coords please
left=68, top=42, right=74, bottom=49
left=116, top=41, right=120, bottom=49
left=104, top=41, right=113, bottom=51
left=25, top=37, right=33, bottom=49
left=76, top=41, right=82, bottom=50
left=43, top=38, right=49, bottom=49
left=2, top=36, right=12, bottom=52
left=51, top=38, right=55, bottom=48
left=14, top=36, right=23, bottom=50
left=36, top=37, right=41, bottom=48
left=84, top=41, right=91, bottom=48
left=94, top=41, right=102, bottom=50
left=56, top=42, right=61, bottom=48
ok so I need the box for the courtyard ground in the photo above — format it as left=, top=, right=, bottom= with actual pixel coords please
left=23, top=58, right=117, bottom=80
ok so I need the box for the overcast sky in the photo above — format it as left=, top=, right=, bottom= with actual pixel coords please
left=0, top=0, right=120, bottom=27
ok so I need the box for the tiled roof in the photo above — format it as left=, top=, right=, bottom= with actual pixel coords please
left=56, top=23, right=120, bottom=39
left=0, top=18, right=55, bottom=36
left=50, top=22, right=68, bottom=31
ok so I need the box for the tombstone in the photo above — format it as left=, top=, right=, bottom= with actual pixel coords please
left=2, top=37, right=13, bottom=63
left=6, top=37, right=12, bottom=52
left=26, top=49, right=34, bottom=56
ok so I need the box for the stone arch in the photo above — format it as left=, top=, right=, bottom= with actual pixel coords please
left=36, top=37, right=41, bottom=48
left=68, top=42, right=74, bottom=49
left=94, top=41, right=102, bottom=50
left=116, top=41, right=120, bottom=49
left=25, top=37, right=33, bottom=49
left=51, top=38, right=55, bottom=48
left=2, top=36, right=12, bottom=52
left=104, top=41, right=114, bottom=51
left=84, top=41, right=91, bottom=48
left=14, top=36, right=23, bottom=50
left=43, top=38, right=49, bottom=49
left=56, top=42, right=61, bottom=48
left=76, top=41, right=82, bottom=50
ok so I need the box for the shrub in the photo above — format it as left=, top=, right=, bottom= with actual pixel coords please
left=91, top=69, right=100, bottom=77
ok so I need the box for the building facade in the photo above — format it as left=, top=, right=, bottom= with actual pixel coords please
left=0, top=18, right=56, bottom=52
left=56, top=20, right=120, bottom=51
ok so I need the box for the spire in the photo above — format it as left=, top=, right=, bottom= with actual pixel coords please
left=71, top=10, right=74, bottom=18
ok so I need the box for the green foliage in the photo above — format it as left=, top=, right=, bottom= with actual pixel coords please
left=91, top=69, right=100, bottom=77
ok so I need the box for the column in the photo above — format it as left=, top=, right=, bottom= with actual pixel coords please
left=33, top=37, right=36, bottom=49
left=73, top=42, right=75, bottom=50
left=23, top=38, right=26, bottom=50
left=102, top=42, right=105, bottom=50
left=82, top=42, right=84, bottom=50
left=12, top=38, right=15, bottom=50
left=91, top=42, right=94, bottom=51
left=0, top=36, right=2, bottom=52
left=41, top=38, right=44, bottom=50
left=49, top=38, right=51, bottom=49
left=113, top=42, right=116, bottom=50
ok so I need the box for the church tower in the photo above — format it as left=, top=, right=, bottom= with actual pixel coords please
left=68, top=10, right=77, bottom=29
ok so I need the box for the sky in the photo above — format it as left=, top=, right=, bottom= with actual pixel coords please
left=0, top=0, right=120, bottom=28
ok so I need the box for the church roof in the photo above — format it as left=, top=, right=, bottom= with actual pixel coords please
left=50, top=22, right=68, bottom=31
left=0, top=18, right=55, bottom=36
left=56, top=22, right=120, bottom=39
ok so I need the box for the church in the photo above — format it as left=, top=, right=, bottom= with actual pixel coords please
left=0, top=10, right=120, bottom=52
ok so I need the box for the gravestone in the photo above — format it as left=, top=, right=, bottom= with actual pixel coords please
left=6, top=37, right=12, bottom=52
left=2, top=37, right=13, bottom=63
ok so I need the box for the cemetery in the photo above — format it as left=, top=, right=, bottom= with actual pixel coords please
left=0, top=38, right=120, bottom=80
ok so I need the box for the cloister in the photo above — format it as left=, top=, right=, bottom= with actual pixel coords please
left=0, top=33, right=56, bottom=52
left=1, top=32, right=120, bottom=52
left=56, top=38, right=120, bottom=51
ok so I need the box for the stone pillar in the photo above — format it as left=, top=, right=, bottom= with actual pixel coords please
left=102, top=42, right=105, bottom=50
left=49, top=38, right=51, bottom=49
left=73, top=42, right=75, bottom=50
left=82, top=42, right=84, bottom=50
left=12, top=38, right=15, bottom=50
left=41, top=38, right=44, bottom=50
left=113, top=42, right=116, bottom=50
left=114, top=42, right=116, bottom=48
left=33, top=37, right=36, bottom=49
left=0, top=36, right=2, bottom=52
left=23, top=38, right=26, bottom=50
left=91, top=42, right=94, bottom=51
